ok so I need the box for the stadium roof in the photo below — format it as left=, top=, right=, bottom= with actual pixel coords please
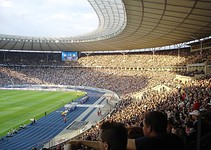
left=0, top=0, right=211, bottom=52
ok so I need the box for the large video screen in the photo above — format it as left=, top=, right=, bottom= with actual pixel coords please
left=61, top=51, right=78, bottom=61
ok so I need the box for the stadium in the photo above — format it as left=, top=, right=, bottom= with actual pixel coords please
left=0, top=0, right=211, bottom=150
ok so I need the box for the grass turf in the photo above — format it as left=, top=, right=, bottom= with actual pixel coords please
left=0, top=89, right=85, bottom=137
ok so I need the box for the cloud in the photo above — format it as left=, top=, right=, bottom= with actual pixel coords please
left=0, top=0, right=12, bottom=7
left=0, top=0, right=99, bottom=37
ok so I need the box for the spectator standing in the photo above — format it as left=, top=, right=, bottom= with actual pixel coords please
left=189, top=110, right=200, bottom=131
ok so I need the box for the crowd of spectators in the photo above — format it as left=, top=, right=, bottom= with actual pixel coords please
left=71, top=75, right=211, bottom=150
left=0, top=66, right=176, bottom=96
left=0, top=48, right=211, bottom=150
left=0, top=48, right=209, bottom=68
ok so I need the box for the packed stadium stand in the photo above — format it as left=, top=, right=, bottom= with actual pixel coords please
left=0, top=47, right=211, bottom=150
left=1, top=0, right=211, bottom=150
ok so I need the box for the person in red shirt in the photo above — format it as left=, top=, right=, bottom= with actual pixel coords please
left=193, top=100, right=200, bottom=110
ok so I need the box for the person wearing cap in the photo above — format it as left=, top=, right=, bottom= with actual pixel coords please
left=189, top=110, right=200, bottom=132
left=189, top=110, right=200, bottom=119
left=189, top=110, right=200, bottom=116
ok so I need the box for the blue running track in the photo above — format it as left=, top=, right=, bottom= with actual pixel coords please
left=0, top=90, right=104, bottom=150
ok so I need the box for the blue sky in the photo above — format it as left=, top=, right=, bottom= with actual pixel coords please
left=0, top=0, right=99, bottom=37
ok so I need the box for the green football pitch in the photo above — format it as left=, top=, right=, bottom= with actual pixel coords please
left=0, top=89, right=86, bottom=137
